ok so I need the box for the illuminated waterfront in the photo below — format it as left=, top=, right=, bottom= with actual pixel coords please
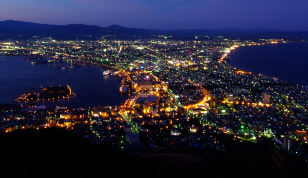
left=229, top=42, right=308, bottom=86
left=1, top=0, right=308, bottom=174
left=0, top=38, right=307, bottom=169
left=0, top=56, right=127, bottom=107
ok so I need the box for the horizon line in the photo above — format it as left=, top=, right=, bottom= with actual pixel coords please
left=2, top=19, right=308, bottom=32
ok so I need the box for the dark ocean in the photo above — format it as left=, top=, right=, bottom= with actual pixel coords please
left=0, top=56, right=127, bottom=107
left=229, top=42, right=308, bottom=86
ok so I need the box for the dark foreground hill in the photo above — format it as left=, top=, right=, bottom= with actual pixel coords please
left=0, top=128, right=306, bottom=177
left=1, top=20, right=308, bottom=40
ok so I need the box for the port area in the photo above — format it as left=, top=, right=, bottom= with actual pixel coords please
left=14, top=85, right=75, bottom=104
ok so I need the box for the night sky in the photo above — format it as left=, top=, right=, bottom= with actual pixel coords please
left=0, top=0, right=307, bottom=30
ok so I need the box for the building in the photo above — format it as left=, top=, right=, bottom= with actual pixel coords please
left=138, top=80, right=153, bottom=90
left=262, top=92, right=271, bottom=103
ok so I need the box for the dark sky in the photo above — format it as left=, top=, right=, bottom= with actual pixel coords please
left=0, top=0, right=307, bottom=30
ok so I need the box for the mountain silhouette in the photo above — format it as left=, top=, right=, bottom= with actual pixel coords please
left=0, top=20, right=307, bottom=40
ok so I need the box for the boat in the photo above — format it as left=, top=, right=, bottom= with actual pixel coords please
left=103, top=70, right=111, bottom=76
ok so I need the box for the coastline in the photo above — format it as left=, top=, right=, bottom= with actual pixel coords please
left=223, top=42, right=308, bottom=86
left=0, top=56, right=128, bottom=107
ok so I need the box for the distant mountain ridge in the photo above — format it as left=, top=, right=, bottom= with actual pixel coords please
left=0, top=20, right=103, bottom=40
left=0, top=20, right=308, bottom=40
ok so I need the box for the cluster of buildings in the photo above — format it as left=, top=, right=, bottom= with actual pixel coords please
left=0, top=37, right=307, bottom=161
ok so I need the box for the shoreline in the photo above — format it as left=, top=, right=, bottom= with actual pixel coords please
left=222, top=42, right=308, bottom=87
left=0, top=56, right=127, bottom=107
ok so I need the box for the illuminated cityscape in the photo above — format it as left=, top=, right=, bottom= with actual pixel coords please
left=1, top=0, right=308, bottom=176
left=0, top=37, right=307, bottom=171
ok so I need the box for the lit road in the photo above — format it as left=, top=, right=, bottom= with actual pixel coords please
left=218, top=45, right=239, bottom=63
